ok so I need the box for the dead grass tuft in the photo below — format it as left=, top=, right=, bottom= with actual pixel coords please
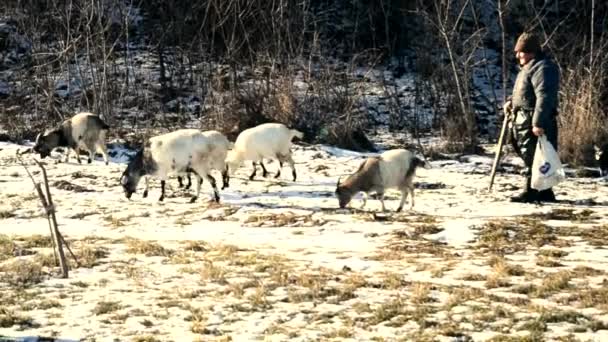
left=244, top=211, right=326, bottom=227
left=562, top=286, right=608, bottom=309
left=0, top=209, right=16, bottom=219
left=74, top=245, right=109, bottom=268
left=125, top=238, right=174, bottom=257
left=200, top=261, right=227, bottom=283
left=0, top=234, right=19, bottom=261
left=92, top=301, right=123, bottom=315
left=475, top=219, right=557, bottom=255
left=15, top=234, right=53, bottom=248
left=132, top=336, right=162, bottom=342
left=0, top=307, right=37, bottom=328
left=536, top=271, right=572, bottom=297
left=0, top=259, right=44, bottom=287
left=527, top=208, right=599, bottom=222
left=182, top=240, right=209, bottom=252
left=411, top=282, right=432, bottom=304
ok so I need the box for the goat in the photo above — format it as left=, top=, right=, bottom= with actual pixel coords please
left=226, top=123, right=303, bottom=181
left=335, top=149, right=430, bottom=212
left=33, top=112, right=110, bottom=164
left=177, top=130, right=231, bottom=190
left=595, top=144, right=608, bottom=177
left=120, top=129, right=230, bottom=203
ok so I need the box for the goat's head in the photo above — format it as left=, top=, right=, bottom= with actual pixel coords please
left=225, top=150, right=243, bottom=175
left=335, top=177, right=355, bottom=209
left=120, top=149, right=145, bottom=199
left=33, top=130, right=59, bottom=159
left=595, top=144, right=608, bottom=177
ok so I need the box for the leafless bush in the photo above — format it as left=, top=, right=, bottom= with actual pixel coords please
left=557, top=46, right=608, bottom=165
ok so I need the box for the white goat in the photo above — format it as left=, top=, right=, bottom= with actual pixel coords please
left=33, top=112, right=110, bottom=164
left=120, top=129, right=230, bottom=202
left=177, top=130, right=232, bottom=190
left=226, top=123, right=303, bottom=181
left=335, top=149, right=430, bottom=212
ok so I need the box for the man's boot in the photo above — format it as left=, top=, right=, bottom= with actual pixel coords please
left=510, top=175, right=538, bottom=203
left=537, top=188, right=557, bottom=203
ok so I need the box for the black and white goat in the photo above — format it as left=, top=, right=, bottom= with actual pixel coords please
left=120, top=129, right=230, bottom=202
left=33, top=112, right=110, bottom=164
left=335, top=149, right=430, bottom=212
left=596, top=144, right=608, bottom=177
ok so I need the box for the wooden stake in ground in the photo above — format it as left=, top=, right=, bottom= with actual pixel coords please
left=488, top=111, right=511, bottom=192
left=16, top=151, right=70, bottom=278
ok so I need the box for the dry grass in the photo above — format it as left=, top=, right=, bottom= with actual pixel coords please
left=0, top=308, right=36, bottom=329
left=0, top=259, right=44, bottom=287
left=92, top=301, right=123, bottom=315
left=244, top=211, right=326, bottom=227
left=535, top=271, right=572, bottom=297
left=125, top=238, right=174, bottom=257
left=200, top=261, right=227, bottom=283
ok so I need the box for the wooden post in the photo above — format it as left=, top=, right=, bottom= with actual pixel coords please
left=34, top=160, right=69, bottom=278
left=488, top=113, right=510, bottom=192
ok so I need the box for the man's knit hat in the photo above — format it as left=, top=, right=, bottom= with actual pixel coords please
left=514, top=32, right=542, bottom=53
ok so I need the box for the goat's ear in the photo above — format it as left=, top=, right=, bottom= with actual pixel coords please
left=35, top=133, right=42, bottom=144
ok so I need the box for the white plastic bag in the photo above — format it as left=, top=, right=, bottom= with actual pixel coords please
left=531, top=135, right=566, bottom=190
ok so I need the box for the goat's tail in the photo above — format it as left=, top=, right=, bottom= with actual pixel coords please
left=290, top=129, right=304, bottom=141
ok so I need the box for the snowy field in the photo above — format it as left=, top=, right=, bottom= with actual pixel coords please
left=1, top=139, right=608, bottom=342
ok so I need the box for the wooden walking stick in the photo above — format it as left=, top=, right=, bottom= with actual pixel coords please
left=488, top=109, right=511, bottom=191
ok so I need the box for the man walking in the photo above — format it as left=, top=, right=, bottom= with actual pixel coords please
left=506, top=32, right=560, bottom=203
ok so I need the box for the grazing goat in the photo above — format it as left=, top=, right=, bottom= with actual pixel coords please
left=34, top=112, right=110, bottom=164
left=177, top=130, right=231, bottom=190
left=120, top=129, right=230, bottom=203
left=335, top=149, right=429, bottom=212
left=226, top=123, right=303, bottom=181
left=596, top=144, right=608, bottom=177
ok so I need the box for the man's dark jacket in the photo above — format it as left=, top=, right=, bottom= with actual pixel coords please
left=510, top=53, right=560, bottom=168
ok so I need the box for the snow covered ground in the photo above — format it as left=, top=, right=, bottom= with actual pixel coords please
left=1, top=139, right=608, bottom=341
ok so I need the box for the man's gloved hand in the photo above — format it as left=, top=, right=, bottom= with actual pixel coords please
left=503, top=100, right=514, bottom=121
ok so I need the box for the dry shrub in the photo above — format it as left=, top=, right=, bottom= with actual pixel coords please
left=203, top=58, right=375, bottom=151
left=558, top=61, right=608, bottom=166
left=0, top=259, right=45, bottom=288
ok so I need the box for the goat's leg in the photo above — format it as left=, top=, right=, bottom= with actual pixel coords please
left=63, top=148, right=71, bottom=163
left=191, top=168, right=219, bottom=202
left=274, top=155, right=284, bottom=178
left=143, top=177, right=149, bottom=198
left=178, top=175, right=185, bottom=188
left=396, top=188, right=409, bottom=212
left=75, top=148, right=83, bottom=164
left=249, top=162, right=257, bottom=180
left=360, top=192, right=368, bottom=209
left=285, top=154, right=297, bottom=181
left=408, top=185, right=415, bottom=210
left=378, top=192, right=386, bottom=212
left=260, top=161, right=269, bottom=178
left=190, top=175, right=203, bottom=203
left=221, top=166, right=229, bottom=190
left=186, top=172, right=192, bottom=190
left=87, top=147, right=94, bottom=164
left=98, top=142, right=110, bottom=165
left=205, top=174, right=220, bottom=202
left=159, top=180, right=165, bottom=202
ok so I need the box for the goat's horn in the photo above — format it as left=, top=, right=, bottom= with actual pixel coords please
left=336, top=176, right=341, bottom=187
